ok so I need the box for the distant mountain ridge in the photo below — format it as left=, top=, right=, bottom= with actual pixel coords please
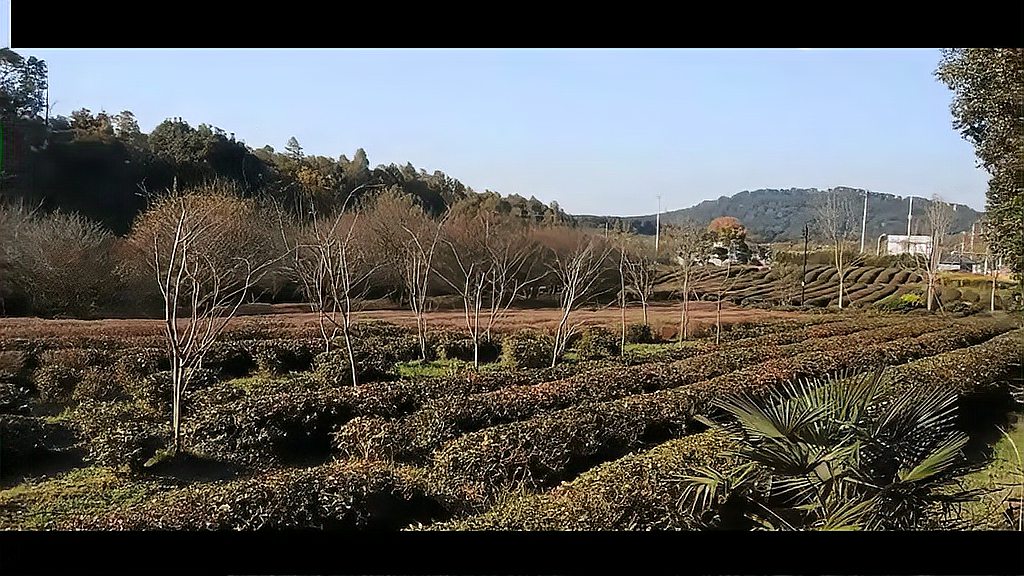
left=575, top=187, right=984, bottom=243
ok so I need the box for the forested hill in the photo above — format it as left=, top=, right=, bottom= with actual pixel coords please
left=0, top=48, right=568, bottom=234
left=575, top=187, right=984, bottom=243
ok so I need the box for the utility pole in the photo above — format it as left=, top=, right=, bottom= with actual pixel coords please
left=860, top=189, right=868, bottom=253
left=654, top=194, right=662, bottom=255
left=801, top=222, right=809, bottom=306
left=906, top=196, right=913, bottom=236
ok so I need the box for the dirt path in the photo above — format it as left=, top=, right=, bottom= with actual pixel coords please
left=0, top=302, right=802, bottom=340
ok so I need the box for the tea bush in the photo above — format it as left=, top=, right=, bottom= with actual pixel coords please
left=500, top=330, right=554, bottom=369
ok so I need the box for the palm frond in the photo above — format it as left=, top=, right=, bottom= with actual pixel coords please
left=897, top=434, right=969, bottom=484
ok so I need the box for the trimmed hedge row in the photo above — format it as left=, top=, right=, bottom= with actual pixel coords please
left=312, top=335, right=421, bottom=385
left=334, top=317, right=924, bottom=463
left=184, top=317, right=848, bottom=468
left=0, top=415, right=79, bottom=472
left=885, top=328, right=1024, bottom=397
left=430, top=331, right=1024, bottom=530
left=422, top=431, right=733, bottom=530
left=68, top=400, right=170, bottom=470
left=186, top=359, right=626, bottom=468
left=67, top=460, right=445, bottom=530
left=424, top=318, right=1014, bottom=510
left=0, top=382, right=31, bottom=415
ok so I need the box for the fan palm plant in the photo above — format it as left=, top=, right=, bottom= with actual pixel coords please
left=678, top=369, right=984, bottom=530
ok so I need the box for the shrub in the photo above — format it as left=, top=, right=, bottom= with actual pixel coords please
left=625, top=323, right=655, bottom=344
left=251, top=339, right=316, bottom=376
left=123, top=369, right=217, bottom=413
left=876, top=292, right=925, bottom=312
left=426, top=431, right=733, bottom=530
left=33, top=366, right=82, bottom=404
left=69, top=400, right=169, bottom=471
left=38, top=348, right=114, bottom=371
left=312, top=334, right=422, bottom=385
left=5, top=209, right=120, bottom=318
left=187, top=386, right=354, bottom=468
left=0, top=382, right=31, bottom=415
left=886, top=329, right=1024, bottom=397
left=72, top=460, right=445, bottom=530
left=501, top=330, right=554, bottom=369
left=71, top=367, right=129, bottom=403
left=425, top=318, right=1013, bottom=510
left=431, top=330, right=500, bottom=364
left=112, top=348, right=169, bottom=389
left=0, top=350, right=28, bottom=380
left=947, top=300, right=982, bottom=317
left=575, top=326, right=620, bottom=359
left=350, top=320, right=414, bottom=341
left=0, top=415, right=79, bottom=472
left=361, top=317, right=938, bottom=465
left=203, top=341, right=256, bottom=378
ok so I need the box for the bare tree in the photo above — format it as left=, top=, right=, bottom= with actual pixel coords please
left=621, top=235, right=658, bottom=327
left=617, top=239, right=628, bottom=351
left=281, top=190, right=382, bottom=385
left=710, top=258, right=743, bottom=345
left=921, top=196, right=955, bottom=311
left=542, top=229, right=613, bottom=367
left=1, top=205, right=117, bottom=318
left=668, top=222, right=712, bottom=344
left=129, top=186, right=281, bottom=453
left=365, top=189, right=448, bottom=360
left=436, top=205, right=541, bottom=368
left=811, top=188, right=863, bottom=309
left=0, top=200, right=39, bottom=316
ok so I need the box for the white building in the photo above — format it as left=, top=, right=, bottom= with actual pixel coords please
left=884, top=234, right=932, bottom=257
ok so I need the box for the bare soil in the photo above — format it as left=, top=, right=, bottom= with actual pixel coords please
left=0, top=302, right=802, bottom=341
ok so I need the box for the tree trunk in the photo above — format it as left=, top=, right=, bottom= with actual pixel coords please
left=835, top=241, right=844, bottom=310
left=991, top=270, right=997, bottom=312
left=343, top=324, right=358, bottom=387
left=620, top=290, right=626, bottom=352
left=927, top=278, right=935, bottom=312
left=171, top=358, right=183, bottom=453
left=679, top=274, right=689, bottom=346
left=642, top=300, right=648, bottom=327
left=715, top=297, right=722, bottom=345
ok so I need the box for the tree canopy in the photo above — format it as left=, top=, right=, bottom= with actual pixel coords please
left=936, top=48, right=1023, bottom=283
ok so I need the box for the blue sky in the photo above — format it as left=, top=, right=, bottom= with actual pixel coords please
left=16, top=48, right=989, bottom=214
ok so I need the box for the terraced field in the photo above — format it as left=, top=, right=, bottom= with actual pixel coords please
left=657, top=263, right=1012, bottom=310
left=0, top=313, right=1020, bottom=530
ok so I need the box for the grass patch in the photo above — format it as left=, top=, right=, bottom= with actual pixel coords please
left=0, top=466, right=172, bottom=529
left=396, top=359, right=476, bottom=379
left=960, top=410, right=1024, bottom=530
